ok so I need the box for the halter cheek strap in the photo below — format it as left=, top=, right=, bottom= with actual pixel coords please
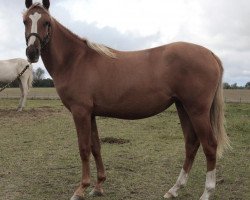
left=26, top=24, right=51, bottom=49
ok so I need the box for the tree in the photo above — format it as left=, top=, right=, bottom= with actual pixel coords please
left=32, top=67, right=54, bottom=87
left=245, top=82, right=250, bottom=89
left=230, top=83, right=238, bottom=89
left=223, top=82, right=231, bottom=89
left=34, top=67, right=45, bottom=80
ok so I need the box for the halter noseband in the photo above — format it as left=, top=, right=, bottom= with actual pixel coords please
left=26, top=24, right=51, bottom=49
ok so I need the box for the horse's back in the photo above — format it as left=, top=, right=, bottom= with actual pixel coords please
left=114, top=41, right=221, bottom=95
left=0, top=58, right=29, bottom=68
left=0, top=58, right=30, bottom=81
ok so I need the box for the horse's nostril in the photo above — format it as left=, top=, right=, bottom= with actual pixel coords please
left=26, top=45, right=40, bottom=63
left=36, top=48, right=41, bottom=55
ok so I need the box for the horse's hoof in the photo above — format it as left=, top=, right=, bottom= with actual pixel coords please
left=89, top=189, right=104, bottom=197
left=163, top=192, right=174, bottom=199
left=199, top=195, right=209, bottom=200
left=70, top=195, right=84, bottom=200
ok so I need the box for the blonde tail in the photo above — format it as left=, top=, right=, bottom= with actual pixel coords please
left=210, top=53, right=231, bottom=158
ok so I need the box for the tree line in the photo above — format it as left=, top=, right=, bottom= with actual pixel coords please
left=223, top=82, right=250, bottom=89
left=32, top=67, right=54, bottom=87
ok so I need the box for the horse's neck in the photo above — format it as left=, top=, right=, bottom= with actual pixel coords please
left=41, top=19, right=87, bottom=77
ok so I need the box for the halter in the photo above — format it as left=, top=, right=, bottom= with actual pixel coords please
left=25, top=23, right=51, bottom=49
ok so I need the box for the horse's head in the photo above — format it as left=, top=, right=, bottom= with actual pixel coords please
left=23, top=0, right=51, bottom=63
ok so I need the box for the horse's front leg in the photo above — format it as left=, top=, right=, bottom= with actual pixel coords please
left=17, top=78, right=29, bottom=111
left=89, top=116, right=106, bottom=196
left=70, top=105, right=92, bottom=200
left=17, top=79, right=24, bottom=111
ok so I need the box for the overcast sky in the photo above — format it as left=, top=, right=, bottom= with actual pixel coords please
left=0, top=0, right=249, bottom=85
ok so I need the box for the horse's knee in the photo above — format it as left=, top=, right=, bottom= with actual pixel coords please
left=185, top=141, right=200, bottom=159
left=97, top=174, right=106, bottom=182
left=91, top=145, right=101, bottom=158
left=203, top=141, right=217, bottom=160
left=79, top=146, right=91, bottom=161
left=203, top=146, right=217, bottom=171
left=81, top=180, right=91, bottom=188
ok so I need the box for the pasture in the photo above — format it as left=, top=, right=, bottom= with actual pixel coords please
left=0, top=95, right=249, bottom=199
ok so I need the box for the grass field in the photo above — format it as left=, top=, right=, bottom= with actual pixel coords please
left=0, top=99, right=249, bottom=200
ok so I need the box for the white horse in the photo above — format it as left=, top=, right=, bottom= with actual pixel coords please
left=0, top=58, right=33, bottom=111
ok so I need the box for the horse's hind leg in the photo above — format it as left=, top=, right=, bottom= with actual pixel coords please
left=164, top=101, right=200, bottom=198
left=89, top=116, right=106, bottom=196
left=188, top=109, right=217, bottom=200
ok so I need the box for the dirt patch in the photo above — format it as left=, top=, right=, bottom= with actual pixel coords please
left=101, top=137, right=130, bottom=144
left=0, top=107, right=64, bottom=120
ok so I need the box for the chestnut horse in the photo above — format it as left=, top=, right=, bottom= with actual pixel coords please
left=23, top=1, right=230, bottom=199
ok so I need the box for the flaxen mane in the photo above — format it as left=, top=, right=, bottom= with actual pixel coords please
left=23, top=3, right=116, bottom=58
left=54, top=18, right=116, bottom=58
left=85, top=40, right=116, bottom=58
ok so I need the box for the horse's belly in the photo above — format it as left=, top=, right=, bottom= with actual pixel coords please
left=0, top=62, right=19, bottom=82
left=0, top=70, right=17, bottom=82
left=94, top=94, right=174, bottom=119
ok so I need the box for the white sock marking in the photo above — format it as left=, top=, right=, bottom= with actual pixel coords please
left=200, top=169, right=216, bottom=200
left=28, top=12, right=41, bottom=46
left=164, top=168, right=188, bottom=198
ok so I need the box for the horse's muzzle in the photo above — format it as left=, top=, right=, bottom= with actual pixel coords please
left=26, top=45, right=40, bottom=63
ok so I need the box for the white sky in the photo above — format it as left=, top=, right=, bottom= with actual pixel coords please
left=0, top=0, right=249, bottom=85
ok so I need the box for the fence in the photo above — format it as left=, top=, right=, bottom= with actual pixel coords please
left=223, top=89, right=250, bottom=103
left=0, top=88, right=59, bottom=100
left=0, top=93, right=59, bottom=100
left=224, top=98, right=250, bottom=103
left=0, top=88, right=250, bottom=103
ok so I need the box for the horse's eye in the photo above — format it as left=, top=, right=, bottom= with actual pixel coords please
left=23, top=20, right=27, bottom=25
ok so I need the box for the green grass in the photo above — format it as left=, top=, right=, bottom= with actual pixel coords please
left=0, top=99, right=249, bottom=200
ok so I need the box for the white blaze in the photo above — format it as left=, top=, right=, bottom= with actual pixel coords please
left=28, top=12, right=41, bottom=46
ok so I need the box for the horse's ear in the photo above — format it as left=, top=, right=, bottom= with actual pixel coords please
left=25, top=0, right=33, bottom=8
left=42, top=0, right=50, bottom=10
